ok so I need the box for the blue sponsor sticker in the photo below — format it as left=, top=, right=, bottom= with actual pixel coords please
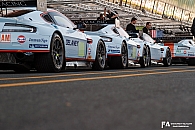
left=188, top=52, right=194, bottom=56
left=29, top=44, right=48, bottom=48
left=108, top=49, right=120, bottom=53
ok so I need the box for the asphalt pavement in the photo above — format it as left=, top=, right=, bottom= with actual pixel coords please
left=0, top=65, right=194, bottom=130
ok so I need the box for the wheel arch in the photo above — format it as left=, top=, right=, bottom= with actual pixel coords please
left=50, top=31, right=66, bottom=70
left=52, top=31, right=65, bottom=45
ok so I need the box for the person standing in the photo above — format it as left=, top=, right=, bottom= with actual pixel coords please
left=104, top=7, right=118, bottom=20
left=97, top=13, right=105, bottom=21
left=143, top=22, right=152, bottom=34
left=191, top=18, right=195, bottom=37
left=76, top=18, right=86, bottom=29
left=126, top=17, right=137, bottom=33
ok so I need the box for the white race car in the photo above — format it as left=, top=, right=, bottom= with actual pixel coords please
left=78, top=20, right=148, bottom=68
left=161, top=38, right=195, bottom=65
left=128, top=32, right=172, bottom=67
left=0, top=8, right=106, bottom=72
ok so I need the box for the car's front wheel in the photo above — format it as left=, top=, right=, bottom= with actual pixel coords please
left=34, top=33, right=65, bottom=72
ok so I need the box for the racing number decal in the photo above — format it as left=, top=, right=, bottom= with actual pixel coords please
left=0, top=34, right=11, bottom=43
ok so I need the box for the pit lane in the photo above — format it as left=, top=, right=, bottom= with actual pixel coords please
left=0, top=65, right=194, bottom=130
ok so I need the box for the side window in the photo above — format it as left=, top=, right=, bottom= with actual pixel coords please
left=42, top=14, right=53, bottom=23
left=143, top=33, right=154, bottom=43
left=116, top=27, right=129, bottom=37
left=48, top=11, right=76, bottom=28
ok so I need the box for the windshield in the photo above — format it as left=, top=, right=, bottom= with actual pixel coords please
left=143, top=33, right=155, bottom=43
left=116, top=27, right=129, bottom=37
left=83, top=24, right=107, bottom=31
left=48, top=11, right=76, bottom=29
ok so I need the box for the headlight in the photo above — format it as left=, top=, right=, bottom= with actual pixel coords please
left=100, top=36, right=112, bottom=42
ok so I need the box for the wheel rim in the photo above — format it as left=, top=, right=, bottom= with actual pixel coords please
left=143, top=47, right=149, bottom=66
left=121, top=43, right=127, bottom=67
left=166, top=49, right=171, bottom=65
left=97, top=41, right=106, bottom=68
left=52, top=38, right=64, bottom=69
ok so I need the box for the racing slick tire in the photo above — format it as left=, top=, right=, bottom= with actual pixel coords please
left=109, top=42, right=128, bottom=69
left=139, top=46, right=151, bottom=68
left=163, top=48, right=172, bottom=67
left=34, top=33, right=65, bottom=72
left=92, top=40, right=106, bottom=71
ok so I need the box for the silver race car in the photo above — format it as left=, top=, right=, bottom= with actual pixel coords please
left=161, top=38, right=195, bottom=65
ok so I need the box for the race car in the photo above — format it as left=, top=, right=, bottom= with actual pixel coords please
left=74, top=19, right=147, bottom=68
left=0, top=8, right=106, bottom=72
left=160, top=37, right=195, bottom=65
left=128, top=32, right=172, bottom=67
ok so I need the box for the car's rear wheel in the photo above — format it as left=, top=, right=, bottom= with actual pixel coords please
left=92, top=40, right=106, bottom=70
left=109, top=42, right=128, bottom=69
left=140, top=46, right=150, bottom=68
left=34, top=33, right=65, bottom=72
left=163, top=48, right=172, bottom=67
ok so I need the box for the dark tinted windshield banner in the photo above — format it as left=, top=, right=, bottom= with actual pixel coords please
left=72, top=20, right=115, bottom=24
left=0, top=1, right=37, bottom=8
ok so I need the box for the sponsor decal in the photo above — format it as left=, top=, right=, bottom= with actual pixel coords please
left=188, top=52, right=194, bottom=56
left=183, top=50, right=187, bottom=54
left=51, top=24, right=58, bottom=29
left=108, top=49, right=120, bottom=53
left=88, top=48, right=91, bottom=55
left=29, top=38, right=48, bottom=43
left=29, top=44, right=48, bottom=48
left=175, top=50, right=181, bottom=54
left=17, top=35, right=26, bottom=43
left=66, top=39, right=79, bottom=46
left=108, top=45, right=120, bottom=49
left=0, top=34, right=11, bottom=42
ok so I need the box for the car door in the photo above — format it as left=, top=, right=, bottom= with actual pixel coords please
left=116, top=27, right=138, bottom=60
left=48, top=11, right=87, bottom=59
left=143, top=33, right=161, bottom=60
